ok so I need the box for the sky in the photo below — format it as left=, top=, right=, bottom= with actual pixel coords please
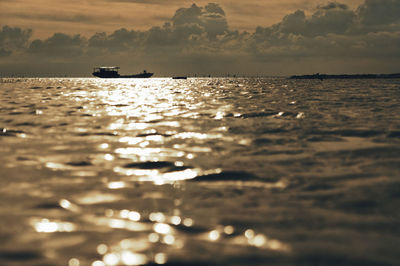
left=0, top=0, right=399, bottom=76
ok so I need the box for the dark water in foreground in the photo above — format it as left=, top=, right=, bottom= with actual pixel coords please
left=0, top=77, right=399, bottom=266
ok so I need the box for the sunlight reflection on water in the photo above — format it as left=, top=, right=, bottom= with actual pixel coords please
left=82, top=207, right=291, bottom=266
left=0, top=78, right=295, bottom=265
left=32, top=218, right=76, bottom=233
left=1, top=77, right=399, bottom=265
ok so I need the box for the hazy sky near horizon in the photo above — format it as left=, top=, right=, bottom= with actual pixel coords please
left=0, top=0, right=399, bottom=76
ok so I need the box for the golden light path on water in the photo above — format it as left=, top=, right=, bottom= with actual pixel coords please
left=71, top=79, right=229, bottom=185
left=25, top=78, right=292, bottom=265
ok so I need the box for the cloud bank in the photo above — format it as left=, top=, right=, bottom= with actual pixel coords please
left=1, top=1, right=399, bottom=76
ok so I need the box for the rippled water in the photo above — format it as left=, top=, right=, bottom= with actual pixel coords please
left=0, top=77, right=399, bottom=266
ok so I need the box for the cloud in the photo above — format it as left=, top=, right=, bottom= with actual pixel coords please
left=308, top=3, right=355, bottom=35
left=250, top=0, right=400, bottom=62
left=28, top=33, right=86, bottom=57
left=318, top=2, right=349, bottom=10
left=0, top=25, right=32, bottom=56
left=5, top=12, right=96, bottom=23
left=262, top=2, right=355, bottom=38
left=357, top=0, right=400, bottom=26
left=88, top=28, right=142, bottom=52
left=172, top=3, right=228, bottom=38
left=105, top=0, right=182, bottom=4
left=87, top=3, right=228, bottom=53
left=1, top=1, right=400, bottom=76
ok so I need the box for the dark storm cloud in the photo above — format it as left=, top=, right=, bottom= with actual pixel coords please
left=0, top=25, right=32, bottom=56
left=1, top=1, right=400, bottom=76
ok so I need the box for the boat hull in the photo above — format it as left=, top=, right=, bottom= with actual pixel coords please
left=92, top=72, right=154, bottom=78
left=119, top=73, right=154, bottom=78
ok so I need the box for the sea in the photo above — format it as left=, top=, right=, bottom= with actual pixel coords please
left=0, top=77, right=399, bottom=266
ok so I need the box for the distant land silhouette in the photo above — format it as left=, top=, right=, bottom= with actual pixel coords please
left=290, top=73, right=400, bottom=79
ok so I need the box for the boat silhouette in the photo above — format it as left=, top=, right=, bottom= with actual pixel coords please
left=92, top=67, right=153, bottom=78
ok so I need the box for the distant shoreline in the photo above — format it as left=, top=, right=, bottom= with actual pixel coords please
left=289, top=73, right=400, bottom=79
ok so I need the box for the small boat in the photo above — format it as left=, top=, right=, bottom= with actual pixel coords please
left=92, top=67, right=153, bottom=78
left=172, top=76, right=187, bottom=80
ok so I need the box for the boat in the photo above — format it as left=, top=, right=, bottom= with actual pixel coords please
left=172, top=76, right=187, bottom=80
left=92, top=67, right=153, bottom=78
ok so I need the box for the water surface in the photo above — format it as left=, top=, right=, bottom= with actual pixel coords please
left=1, top=77, right=399, bottom=265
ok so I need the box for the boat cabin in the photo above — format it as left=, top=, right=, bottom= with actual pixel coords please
left=92, top=67, right=121, bottom=78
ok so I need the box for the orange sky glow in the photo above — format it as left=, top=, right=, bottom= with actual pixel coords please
left=0, top=0, right=364, bottom=38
